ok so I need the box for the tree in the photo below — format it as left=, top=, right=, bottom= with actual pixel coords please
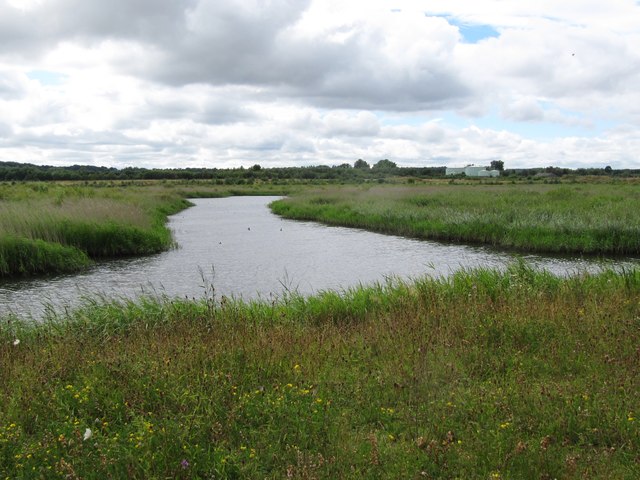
left=490, top=160, right=504, bottom=171
left=353, top=159, right=370, bottom=169
left=372, top=159, right=397, bottom=170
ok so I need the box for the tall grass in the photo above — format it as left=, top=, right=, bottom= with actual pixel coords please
left=1, top=263, right=638, bottom=478
left=0, top=236, right=90, bottom=276
left=0, top=181, right=295, bottom=277
left=0, top=184, right=188, bottom=277
left=270, top=183, right=640, bottom=254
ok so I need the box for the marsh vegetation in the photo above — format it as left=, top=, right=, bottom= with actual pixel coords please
left=1, top=179, right=639, bottom=478
left=0, top=182, right=289, bottom=277
left=1, top=263, right=638, bottom=478
left=271, top=182, right=640, bottom=255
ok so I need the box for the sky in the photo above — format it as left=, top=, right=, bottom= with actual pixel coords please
left=0, top=0, right=639, bottom=170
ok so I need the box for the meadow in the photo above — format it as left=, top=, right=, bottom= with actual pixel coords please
left=3, top=179, right=639, bottom=277
left=0, top=262, right=638, bottom=478
left=270, top=181, right=640, bottom=255
left=1, top=179, right=639, bottom=478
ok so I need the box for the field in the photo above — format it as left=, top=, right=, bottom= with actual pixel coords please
left=270, top=182, right=640, bottom=255
left=1, top=179, right=639, bottom=478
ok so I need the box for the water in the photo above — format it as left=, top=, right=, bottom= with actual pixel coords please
left=1, top=196, right=637, bottom=318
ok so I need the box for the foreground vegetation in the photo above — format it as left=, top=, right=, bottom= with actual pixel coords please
left=1, top=263, right=638, bottom=478
left=271, top=183, right=640, bottom=255
left=0, top=182, right=289, bottom=277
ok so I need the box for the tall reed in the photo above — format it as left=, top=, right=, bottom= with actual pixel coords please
left=0, top=181, right=294, bottom=277
left=0, top=183, right=192, bottom=276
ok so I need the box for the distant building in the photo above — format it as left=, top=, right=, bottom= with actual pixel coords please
left=446, top=165, right=500, bottom=177
left=445, top=167, right=466, bottom=176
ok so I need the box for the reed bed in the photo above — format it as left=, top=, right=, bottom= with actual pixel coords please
left=0, top=183, right=189, bottom=276
left=1, top=263, right=638, bottom=478
left=0, top=182, right=293, bottom=277
left=270, top=183, right=640, bottom=254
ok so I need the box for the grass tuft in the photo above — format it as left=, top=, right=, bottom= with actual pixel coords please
left=0, top=236, right=90, bottom=276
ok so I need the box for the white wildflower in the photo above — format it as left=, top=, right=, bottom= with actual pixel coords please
left=12, top=339, right=20, bottom=346
left=83, top=428, right=92, bottom=441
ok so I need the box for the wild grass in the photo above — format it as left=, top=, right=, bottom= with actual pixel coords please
left=0, top=182, right=290, bottom=277
left=270, top=183, right=640, bottom=255
left=1, top=262, right=638, bottom=478
left=0, top=236, right=90, bottom=276
left=0, top=183, right=189, bottom=276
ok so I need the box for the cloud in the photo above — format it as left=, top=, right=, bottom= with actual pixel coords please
left=0, top=69, right=28, bottom=98
left=0, top=0, right=639, bottom=169
left=0, top=121, right=12, bottom=139
left=322, top=111, right=380, bottom=137
left=0, top=0, right=194, bottom=56
left=502, top=98, right=545, bottom=122
left=121, top=2, right=471, bottom=111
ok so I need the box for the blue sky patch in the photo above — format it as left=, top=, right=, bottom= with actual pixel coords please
left=27, top=70, right=67, bottom=86
left=436, top=15, right=500, bottom=43
left=457, top=24, right=500, bottom=43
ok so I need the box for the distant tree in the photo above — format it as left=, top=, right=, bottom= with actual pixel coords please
left=336, top=163, right=352, bottom=169
left=250, top=164, right=262, bottom=171
left=372, top=159, right=397, bottom=170
left=490, top=160, right=504, bottom=171
left=353, top=159, right=370, bottom=169
left=604, top=165, right=613, bottom=174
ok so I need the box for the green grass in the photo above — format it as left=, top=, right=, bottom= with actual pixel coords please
left=1, top=262, right=638, bottom=478
left=0, top=236, right=90, bottom=276
left=270, top=183, right=640, bottom=255
left=4, top=179, right=636, bottom=277
left=0, top=181, right=294, bottom=277
left=0, top=184, right=186, bottom=276
left=1, top=180, right=639, bottom=477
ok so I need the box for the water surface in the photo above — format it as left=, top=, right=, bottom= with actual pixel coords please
left=1, top=196, right=636, bottom=318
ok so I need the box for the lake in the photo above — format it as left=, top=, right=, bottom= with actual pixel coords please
left=1, top=196, right=637, bottom=318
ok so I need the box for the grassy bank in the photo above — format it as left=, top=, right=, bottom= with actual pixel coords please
left=270, top=183, right=640, bottom=255
left=0, top=183, right=188, bottom=277
left=0, top=182, right=291, bottom=277
left=4, top=179, right=638, bottom=276
left=1, top=263, right=638, bottom=478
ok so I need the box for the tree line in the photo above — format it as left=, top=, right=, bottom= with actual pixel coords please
left=0, top=160, right=443, bottom=182
left=0, top=160, right=636, bottom=183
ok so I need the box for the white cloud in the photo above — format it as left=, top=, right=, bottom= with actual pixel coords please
left=0, top=0, right=639, bottom=169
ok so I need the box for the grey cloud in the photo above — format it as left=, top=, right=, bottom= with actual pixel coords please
left=322, top=112, right=380, bottom=137
left=11, top=128, right=136, bottom=148
left=282, top=137, right=316, bottom=154
left=0, top=0, right=471, bottom=112
left=106, top=1, right=471, bottom=111
left=141, top=96, right=255, bottom=126
left=0, top=0, right=195, bottom=56
left=139, top=0, right=314, bottom=85
left=383, top=124, right=446, bottom=143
